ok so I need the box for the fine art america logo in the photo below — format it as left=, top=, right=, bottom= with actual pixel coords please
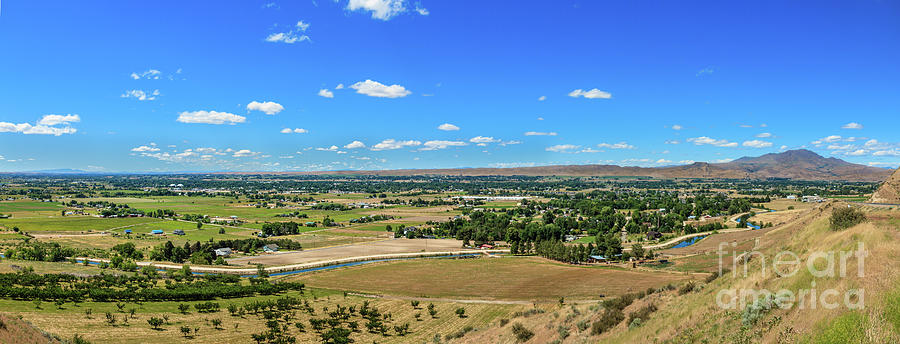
left=715, top=240, right=866, bottom=311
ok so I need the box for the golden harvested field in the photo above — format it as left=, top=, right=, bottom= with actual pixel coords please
left=291, top=256, right=696, bottom=302
left=227, top=238, right=464, bottom=266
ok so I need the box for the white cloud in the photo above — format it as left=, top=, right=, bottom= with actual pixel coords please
left=742, top=140, right=773, bottom=148
left=687, top=136, right=738, bottom=147
left=596, top=142, right=635, bottom=149
left=568, top=88, right=612, bottom=99
left=318, top=89, right=334, bottom=98
left=679, top=160, right=696, bottom=164
left=546, top=144, right=580, bottom=153
left=38, top=114, right=80, bottom=126
left=873, top=149, right=900, bottom=157
left=696, top=67, right=715, bottom=76
left=281, top=128, right=308, bottom=134
left=0, top=116, right=78, bottom=136
left=671, top=124, right=683, bottom=130
left=780, top=145, right=788, bottom=150
left=335, top=83, right=345, bottom=90
left=130, top=69, right=161, bottom=80
left=347, top=0, right=406, bottom=20
left=415, top=3, right=429, bottom=15
left=713, top=158, right=734, bottom=163
left=469, top=136, right=500, bottom=144
left=827, top=144, right=854, bottom=150
left=756, top=132, right=772, bottom=138
left=266, top=20, right=311, bottom=44
left=131, top=145, right=160, bottom=152
left=842, top=122, right=863, bottom=129
left=232, top=149, right=260, bottom=157
left=316, top=145, right=340, bottom=152
left=524, top=131, right=557, bottom=136
left=538, top=96, right=546, bottom=101
left=656, top=159, right=672, bottom=164
left=372, top=139, right=421, bottom=150
left=665, top=140, right=680, bottom=145
left=176, top=111, right=246, bottom=125
left=438, top=123, right=460, bottom=131
left=580, top=148, right=600, bottom=153
left=421, top=140, right=467, bottom=151
left=246, top=101, right=284, bottom=115
left=344, top=141, right=366, bottom=149
left=121, top=89, right=160, bottom=101
left=845, top=149, right=867, bottom=156
left=350, top=79, right=411, bottom=98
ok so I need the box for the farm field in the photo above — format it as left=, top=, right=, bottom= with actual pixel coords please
left=291, top=256, right=696, bottom=301
left=226, top=238, right=465, bottom=266
left=0, top=216, right=161, bottom=233
left=2, top=288, right=526, bottom=344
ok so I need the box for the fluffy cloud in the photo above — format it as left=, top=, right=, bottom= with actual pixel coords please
left=742, top=140, right=773, bottom=148
left=438, top=123, right=460, bottom=131
left=372, top=139, right=421, bottom=150
left=665, top=140, right=680, bottom=145
left=842, top=122, right=863, bottom=129
left=596, top=142, right=635, bottom=149
left=347, top=0, right=407, bottom=20
left=656, top=159, right=673, bottom=164
left=130, top=69, right=161, bottom=80
left=246, top=101, right=284, bottom=115
left=671, top=124, right=683, bottom=130
left=344, top=141, right=366, bottom=149
left=538, top=96, right=546, bottom=101
left=0, top=115, right=79, bottom=136
left=568, top=88, right=612, bottom=99
left=176, top=111, right=246, bottom=125
left=232, top=149, right=260, bottom=157
left=524, top=131, right=557, bottom=136
left=280, top=128, right=308, bottom=134
left=37, top=114, right=80, bottom=126
left=265, top=20, right=311, bottom=44
left=546, top=144, right=580, bottom=153
left=121, top=89, right=159, bottom=101
left=469, top=136, right=500, bottom=144
left=131, top=145, right=160, bottom=152
left=756, top=132, right=773, bottom=138
left=421, top=140, right=466, bottom=151
left=316, top=145, right=340, bottom=152
left=350, top=79, right=411, bottom=98
left=687, top=136, right=738, bottom=147
left=318, top=89, right=334, bottom=98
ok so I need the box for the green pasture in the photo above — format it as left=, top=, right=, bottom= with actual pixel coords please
left=0, top=216, right=160, bottom=232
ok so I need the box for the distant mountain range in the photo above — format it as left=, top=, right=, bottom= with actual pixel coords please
left=277, top=149, right=891, bottom=182
left=5, top=150, right=891, bottom=182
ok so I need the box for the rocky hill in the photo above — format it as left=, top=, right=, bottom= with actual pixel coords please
left=869, top=167, right=900, bottom=203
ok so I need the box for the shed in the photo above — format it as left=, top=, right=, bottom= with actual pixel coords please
left=214, top=248, right=232, bottom=257
left=173, top=229, right=185, bottom=235
left=124, top=229, right=132, bottom=234
left=151, top=230, right=164, bottom=235
left=262, top=244, right=279, bottom=253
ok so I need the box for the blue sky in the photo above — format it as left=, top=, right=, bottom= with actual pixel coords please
left=1, top=0, right=899, bottom=172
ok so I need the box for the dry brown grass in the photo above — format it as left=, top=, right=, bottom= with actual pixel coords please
left=291, top=256, right=695, bottom=302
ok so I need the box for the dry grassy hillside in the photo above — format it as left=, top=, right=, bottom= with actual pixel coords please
left=870, top=168, right=900, bottom=204
left=451, top=202, right=900, bottom=343
left=0, top=313, right=62, bottom=344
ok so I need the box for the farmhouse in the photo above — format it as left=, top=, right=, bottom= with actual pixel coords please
left=173, top=229, right=185, bottom=235
left=214, top=248, right=232, bottom=257
left=263, top=244, right=279, bottom=253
